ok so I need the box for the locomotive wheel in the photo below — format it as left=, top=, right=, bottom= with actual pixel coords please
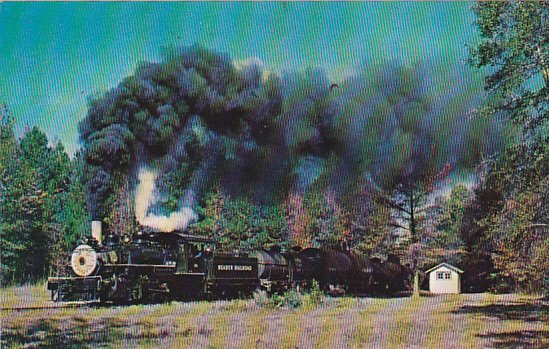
left=108, top=274, right=134, bottom=305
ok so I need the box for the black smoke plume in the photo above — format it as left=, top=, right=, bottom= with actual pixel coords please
left=79, top=45, right=508, bottom=228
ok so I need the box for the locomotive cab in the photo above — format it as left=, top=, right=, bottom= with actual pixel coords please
left=176, top=241, right=215, bottom=274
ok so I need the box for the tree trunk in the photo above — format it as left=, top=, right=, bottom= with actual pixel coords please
left=412, top=269, right=420, bottom=297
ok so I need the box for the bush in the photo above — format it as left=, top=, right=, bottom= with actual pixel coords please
left=282, top=289, right=303, bottom=309
left=253, top=280, right=325, bottom=310
left=252, top=290, right=271, bottom=308
left=301, top=280, right=323, bottom=309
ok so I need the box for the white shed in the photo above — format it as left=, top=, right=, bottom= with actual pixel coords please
left=425, top=263, right=463, bottom=294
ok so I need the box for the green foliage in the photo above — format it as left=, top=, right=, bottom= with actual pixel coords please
left=215, top=196, right=255, bottom=248
left=302, top=279, right=324, bottom=308
left=278, top=289, right=303, bottom=309
left=343, top=186, right=391, bottom=255
left=55, top=152, right=90, bottom=246
left=253, top=280, right=324, bottom=310
left=241, top=204, right=289, bottom=250
left=190, top=187, right=225, bottom=238
left=1, top=125, right=51, bottom=282
left=451, top=1, right=548, bottom=293
left=430, top=184, right=472, bottom=264
left=462, top=124, right=548, bottom=293
left=252, top=289, right=272, bottom=307
left=308, top=191, right=351, bottom=248
left=284, top=190, right=352, bottom=249
left=192, top=185, right=376, bottom=254
left=488, top=180, right=549, bottom=293
left=469, top=1, right=548, bottom=133
left=190, top=188, right=289, bottom=250
left=0, top=113, right=83, bottom=284
left=350, top=205, right=391, bottom=255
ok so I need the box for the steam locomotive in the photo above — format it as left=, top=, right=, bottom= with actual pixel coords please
left=47, top=222, right=409, bottom=303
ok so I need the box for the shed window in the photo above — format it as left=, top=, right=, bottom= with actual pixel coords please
left=436, top=271, right=451, bottom=280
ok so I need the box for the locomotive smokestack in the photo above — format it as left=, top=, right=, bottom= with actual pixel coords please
left=92, top=221, right=102, bottom=244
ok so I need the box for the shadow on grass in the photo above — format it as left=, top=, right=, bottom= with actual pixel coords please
left=452, top=298, right=548, bottom=348
left=452, top=300, right=548, bottom=322
left=1, top=315, right=194, bottom=348
left=477, top=330, right=549, bottom=349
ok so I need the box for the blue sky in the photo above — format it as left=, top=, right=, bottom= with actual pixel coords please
left=0, top=2, right=480, bottom=155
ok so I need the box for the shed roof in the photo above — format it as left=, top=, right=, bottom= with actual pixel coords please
left=425, top=262, right=463, bottom=274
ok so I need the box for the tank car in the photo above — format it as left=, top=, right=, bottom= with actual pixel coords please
left=294, top=248, right=354, bottom=295
left=346, top=253, right=384, bottom=293
left=375, top=255, right=409, bottom=293
left=251, top=248, right=291, bottom=292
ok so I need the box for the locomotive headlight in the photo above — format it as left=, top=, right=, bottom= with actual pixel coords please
left=70, top=244, right=98, bottom=277
left=122, top=234, right=132, bottom=244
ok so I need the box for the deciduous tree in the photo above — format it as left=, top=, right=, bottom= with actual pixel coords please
left=468, top=0, right=549, bottom=294
left=469, top=1, right=548, bottom=133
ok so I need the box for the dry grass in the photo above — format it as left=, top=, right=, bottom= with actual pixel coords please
left=1, top=281, right=50, bottom=309
left=349, top=298, right=393, bottom=347
left=1, top=284, right=547, bottom=348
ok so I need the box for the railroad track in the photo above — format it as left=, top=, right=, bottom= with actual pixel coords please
left=1, top=301, right=100, bottom=311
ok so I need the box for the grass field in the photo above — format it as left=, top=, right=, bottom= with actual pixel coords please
left=1, top=284, right=547, bottom=348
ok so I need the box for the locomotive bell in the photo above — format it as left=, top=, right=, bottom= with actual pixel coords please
left=71, top=244, right=98, bottom=277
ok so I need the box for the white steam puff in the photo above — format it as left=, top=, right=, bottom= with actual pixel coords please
left=135, top=167, right=197, bottom=232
